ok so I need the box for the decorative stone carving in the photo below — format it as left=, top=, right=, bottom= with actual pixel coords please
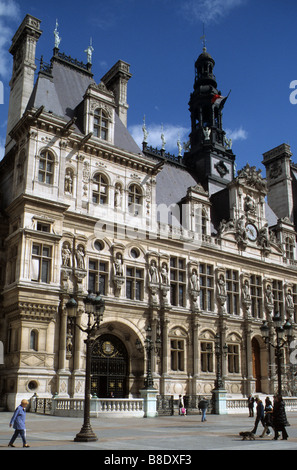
left=113, top=252, right=125, bottom=297
left=216, top=271, right=227, bottom=313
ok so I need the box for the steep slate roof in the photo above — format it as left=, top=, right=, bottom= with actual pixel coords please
left=156, top=163, right=197, bottom=207
left=27, top=57, right=142, bottom=155
left=26, top=53, right=279, bottom=231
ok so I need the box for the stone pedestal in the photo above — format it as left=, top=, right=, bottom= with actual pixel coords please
left=140, top=387, right=158, bottom=418
left=212, top=389, right=227, bottom=415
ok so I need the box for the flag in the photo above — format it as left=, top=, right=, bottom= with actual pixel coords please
left=211, top=93, right=227, bottom=108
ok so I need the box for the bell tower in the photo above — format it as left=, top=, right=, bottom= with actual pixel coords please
left=184, top=46, right=235, bottom=195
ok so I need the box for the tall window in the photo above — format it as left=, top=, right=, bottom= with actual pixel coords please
left=171, top=339, right=185, bottom=371
left=285, top=237, right=295, bottom=261
left=126, top=267, right=144, bottom=300
left=93, top=108, right=108, bottom=140
left=227, top=344, right=239, bottom=373
left=199, top=263, right=214, bottom=311
left=250, top=275, right=262, bottom=319
left=88, top=259, right=109, bottom=295
left=128, top=184, right=142, bottom=216
left=30, top=330, right=38, bottom=351
left=92, top=173, right=108, bottom=204
left=170, top=257, right=186, bottom=307
left=226, top=269, right=239, bottom=315
left=38, top=150, right=54, bottom=184
left=31, top=244, right=52, bottom=283
left=200, top=342, right=213, bottom=372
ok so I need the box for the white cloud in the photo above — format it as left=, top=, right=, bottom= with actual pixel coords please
left=182, top=0, right=247, bottom=24
left=225, top=126, right=248, bottom=142
left=129, top=123, right=189, bottom=154
left=0, top=135, right=5, bottom=160
left=0, top=0, right=20, bottom=78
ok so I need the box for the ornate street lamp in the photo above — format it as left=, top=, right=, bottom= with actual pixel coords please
left=260, top=313, right=294, bottom=395
left=214, top=334, right=227, bottom=390
left=66, top=291, right=105, bottom=442
left=136, top=325, right=161, bottom=389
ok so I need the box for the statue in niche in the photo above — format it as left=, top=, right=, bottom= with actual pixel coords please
left=64, top=168, right=73, bottom=194
left=265, top=284, right=274, bottom=307
left=114, top=253, right=124, bottom=277
left=149, top=260, right=159, bottom=284
left=286, top=289, right=294, bottom=309
left=114, top=184, right=122, bottom=208
left=75, top=245, right=85, bottom=269
left=242, top=279, right=251, bottom=301
left=190, top=269, right=199, bottom=292
left=160, top=263, right=169, bottom=285
left=62, top=243, right=72, bottom=267
left=217, top=274, right=226, bottom=297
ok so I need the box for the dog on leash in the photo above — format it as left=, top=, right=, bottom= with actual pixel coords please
left=239, top=431, right=255, bottom=441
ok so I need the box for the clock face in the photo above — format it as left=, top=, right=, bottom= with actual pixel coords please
left=246, top=223, right=257, bottom=241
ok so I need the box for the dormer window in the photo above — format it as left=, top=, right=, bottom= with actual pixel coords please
left=93, top=108, right=108, bottom=140
left=128, top=184, right=142, bottom=216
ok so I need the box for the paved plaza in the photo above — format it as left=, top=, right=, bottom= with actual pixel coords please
left=1, top=411, right=297, bottom=453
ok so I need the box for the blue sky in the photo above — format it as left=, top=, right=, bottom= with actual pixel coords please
left=1, top=0, right=297, bottom=175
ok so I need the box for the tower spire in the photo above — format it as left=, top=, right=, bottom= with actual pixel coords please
left=200, top=23, right=207, bottom=52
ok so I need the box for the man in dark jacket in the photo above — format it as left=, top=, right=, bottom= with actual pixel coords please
left=251, top=396, right=266, bottom=435
left=273, top=395, right=289, bottom=440
left=198, top=397, right=209, bottom=422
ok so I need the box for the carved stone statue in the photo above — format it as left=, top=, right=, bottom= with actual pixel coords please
left=62, top=243, right=72, bottom=267
left=149, top=260, right=159, bottom=284
left=190, top=269, right=199, bottom=292
left=242, top=279, right=251, bottom=301
left=203, top=127, right=211, bottom=141
left=160, top=263, right=169, bottom=285
left=114, top=253, right=123, bottom=277
left=54, top=19, right=61, bottom=49
left=84, top=39, right=94, bottom=64
left=64, top=168, right=73, bottom=194
left=75, top=245, right=85, bottom=269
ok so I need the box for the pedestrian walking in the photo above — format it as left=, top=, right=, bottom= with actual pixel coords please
left=8, top=399, right=30, bottom=448
left=198, top=397, right=209, bottom=422
left=247, top=394, right=254, bottom=417
left=251, top=396, right=266, bottom=435
left=272, top=395, right=289, bottom=440
left=178, top=395, right=184, bottom=415
left=260, top=396, right=273, bottom=437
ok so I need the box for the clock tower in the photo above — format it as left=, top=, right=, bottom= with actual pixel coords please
left=184, top=46, right=235, bottom=195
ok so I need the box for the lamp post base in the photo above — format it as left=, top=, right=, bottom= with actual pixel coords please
left=74, top=424, right=98, bottom=442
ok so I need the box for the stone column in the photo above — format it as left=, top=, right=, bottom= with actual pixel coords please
left=57, top=303, right=70, bottom=397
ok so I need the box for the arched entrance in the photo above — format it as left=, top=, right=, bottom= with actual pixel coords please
left=91, top=334, right=128, bottom=398
left=252, top=337, right=261, bottom=392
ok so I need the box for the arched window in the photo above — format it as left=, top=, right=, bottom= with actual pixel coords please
left=38, top=150, right=54, bottom=185
left=30, top=330, right=38, bottom=351
left=93, top=108, right=108, bottom=140
left=92, top=173, right=108, bottom=205
left=128, top=184, right=142, bottom=216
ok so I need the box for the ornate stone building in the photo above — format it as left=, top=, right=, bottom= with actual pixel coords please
left=1, top=15, right=297, bottom=410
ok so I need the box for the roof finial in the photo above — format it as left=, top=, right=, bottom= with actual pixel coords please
left=200, top=23, right=207, bottom=52
left=84, top=38, right=94, bottom=64
left=54, top=19, right=61, bottom=49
